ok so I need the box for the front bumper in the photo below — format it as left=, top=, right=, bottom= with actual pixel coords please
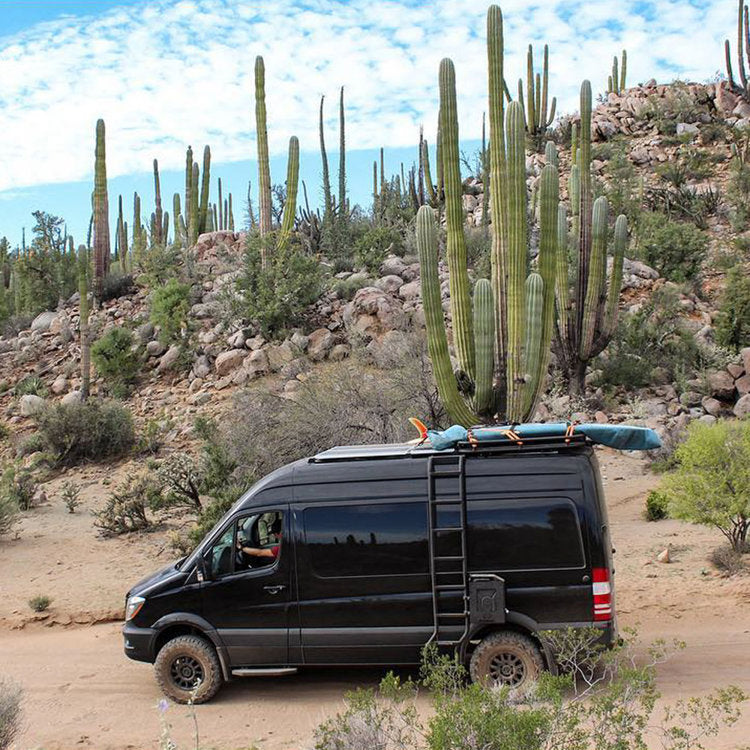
left=123, top=621, right=157, bottom=663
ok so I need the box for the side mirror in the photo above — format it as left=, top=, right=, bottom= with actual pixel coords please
left=197, top=555, right=211, bottom=583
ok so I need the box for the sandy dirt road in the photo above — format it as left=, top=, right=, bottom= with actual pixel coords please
left=1, top=451, right=750, bottom=749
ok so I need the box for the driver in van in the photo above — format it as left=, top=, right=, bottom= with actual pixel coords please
left=236, top=516, right=282, bottom=563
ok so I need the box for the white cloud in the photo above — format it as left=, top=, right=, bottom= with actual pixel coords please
left=0, top=0, right=736, bottom=193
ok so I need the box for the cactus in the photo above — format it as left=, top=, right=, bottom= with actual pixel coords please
left=184, top=146, right=193, bottom=236
left=517, top=44, right=556, bottom=150
left=555, top=81, right=629, bottom=393
left=217, top=178, right=223, bottom=230
left=199, top=145, right=211, bottom=234
left=117, top=195, right=127, bottom=273
left=190, top=162, right=200, bottom=245
left=421, top=138, right=437, bottom=206
left=255, top=56, right=273, bottom=247
left=153, top=159, right=163, bottom=246
left=173, top=193, right=181, bottom=246
left=319, top=95, right=333, bottom=220
left=277, top=136, right=299, bottom=253
left=338, top=86, right=347, bottom=214
left=92, top=119, right=110, bottom=299
left=78, top=246, right=90, bottom=401
left=228, top=194, right=234, bottom=231
left=133, top=192, right=146, bottom=265
left=725, top=1, right=750, bottom=101
left=607, top=50, right=627, bottom=95
left=419, top=9, right=558, bottom=426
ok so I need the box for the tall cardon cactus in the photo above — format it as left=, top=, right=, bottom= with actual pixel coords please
left=517, top=44, right=556, bottom=150
left=418, top=5, right=558, bottom=427
left=555, top=80, right=628, bottom=393
left=92, top=119, right=110, bottom=299
left=255, top=56, right=273, bottom=250
left=725, top=0, right=750, bottom=102
left=607, top=50, right=627, bottom=95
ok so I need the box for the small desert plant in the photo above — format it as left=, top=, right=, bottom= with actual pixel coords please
left=710, top=545, right=747, bottom=577
left=136, top=418, right=169, bottom=455
left=14, top=375, right=47, bottom=398
left=715, top=264, right=750, bottom=351
left=645, top=490, right=669, bottom=521
left=0, top=491, right=19, bottom=538
left=91, top=326, right=142, bottom=397
left=34, top=400, right=135, bottom=466
left=0, top=464, right=36, bottom=512
left=28, top=595, right=51, bottom=612
left=0, top=677, right=23, bottom=750
left=61, top=481, right=81, bottom=513
left=150, top=278, right=192, bottom=347
left=636, top=213, right=706, bottom=283
left=661, top=419, right=750, bottom=551
left=331, top=276, right=369, bottom=302
left=93, top=474, right=157, bottom=537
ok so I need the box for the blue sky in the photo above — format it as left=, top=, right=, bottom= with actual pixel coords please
left=0, top=0, right=735, bottom=249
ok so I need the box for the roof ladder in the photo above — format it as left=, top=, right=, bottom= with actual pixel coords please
left=427, top=454, right=470, bottom=650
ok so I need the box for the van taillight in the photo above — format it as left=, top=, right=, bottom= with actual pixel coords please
left=592, top=567, right=612, bottom=621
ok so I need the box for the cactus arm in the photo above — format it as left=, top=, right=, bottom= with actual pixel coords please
left=184, top=146, right=193, bottom=234
left=575, top=81, right=593, bottom=345
left=580, top=196, right=609, bottom=359
left=172, top=194, right=181, bottom=246
left=439, top=57, right=475, bottom=382
left=620, top=49, right=627, bottom=91
left=416, top=206, right=478, bottom=427
left=487, top=4, right=508, bottom=377
left=544, top=140, right=558, bottom=167
left=571, top=122, right=578, bottom=166
left=319, top=95, right=333, bottom=220
left=612, top=56, right=619, bottom=95
left=422, top=139, right=437, bottom=205
left=153, top=159, right=163, bottom=246
left=338, top=86, right=347, bottom=214
left=228, top=194, right=234, bottom=231
left=93, top=118, right=110, bottom=298
left=190, top=162, right=200, bottom=246
left=162, top=212, right=169, bottom=246
left=199, top=146, right=211, bottom=234
left=535, top=72, right=542, bottom=132
left=277, top=136, right=299, bottom=253
left=473, top=278, right=495, bottom=417
left=217, top=178, right=223, bottom=230
left=602, top=214, right=627, bottom=340
left=78, top=246, right=90, bottom=401
left=739, top=0, right=748, bottom=93
left=555, top=203, right=571, bottom=363
left=255, top=56, right=273, bottom=243
left=526, top=46, right=536, bottom=135
left=726, top=39, right=736, bottom=90
left=541, top=44, right=549, bottom=130
left=547, top=97, right=557, bottom=127
left=504, top=100, right=527, bottom=422
left=522, top=272, right=543, bottom=410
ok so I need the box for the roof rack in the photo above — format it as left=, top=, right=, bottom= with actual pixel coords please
left=311, top=433, right=591, bottom=463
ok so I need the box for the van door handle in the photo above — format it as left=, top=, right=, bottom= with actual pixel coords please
left=263, top=585, right=286, bottom=595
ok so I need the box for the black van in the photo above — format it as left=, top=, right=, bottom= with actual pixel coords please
left=123, top=433, right=616, bottom=703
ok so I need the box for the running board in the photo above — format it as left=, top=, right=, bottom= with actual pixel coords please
left=231, top=667, right=298, bottom=678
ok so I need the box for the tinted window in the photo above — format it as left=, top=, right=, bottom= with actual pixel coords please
left=304, top=502, right=428, bottom=578
left=468, top=498, right=584, bottom=570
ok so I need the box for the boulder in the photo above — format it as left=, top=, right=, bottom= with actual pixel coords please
left=146, top=340, right=166, bottom=357
left=290, top=331, right=309, bottom=352
left=676, top=122, right=699, bottom=136
left=380, top=256, right=408, bottom=278
left=734, top=393, right=750, bottom=418
left=227, top=330, right=246, bottom=349
left=741, top=347, right=750, bottom=375
left=193, top=355, right=211, bottom=379
left=376, top=275, right=404, bottom=294
left=266, top=342, right=296, bottom=372
left=329, top=344, right=351, bottom=362
left=50, top=377, right=68, bottom=396
left=189, top=301, right=222, bottom=320
left=708, top=370, right=735, bottom=400
left=342, top=287, right=409, bottom=340
left=61, top=391, right=82, bottom=406
left=30, top=311, right=58, bottom=333
left=735, top=374, right=750, bottom=396
left=244, top=349, right=269, bottom=379
left=701, top=396, right=723, bottom=417
left=214, top=349, right=247, bottom=376
left=19, top=394, right=46, bottom=417
left=136, top=322, right=155, bottom=343
left=399, top=280, right=421, bottom=301
left=307, top=328, right=335, bottom=361
left=157, top=345, right=181, bottom=372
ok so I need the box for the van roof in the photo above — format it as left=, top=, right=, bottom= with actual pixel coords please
left=311, top=433, right=592, bottom=463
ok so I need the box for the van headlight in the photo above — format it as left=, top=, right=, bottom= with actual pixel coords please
left=125, top=595, right=145, bottom=621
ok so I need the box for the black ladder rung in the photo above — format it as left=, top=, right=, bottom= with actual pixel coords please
left=431, top=470, right=462, bottom=478
left=432, top=498, right=463, bottom=505
left=433, top=526, right=464, bottom=532
left=435, top=584, right=465, bottom=590
left=434, top=555, right=464, bottom=561
left=436, top=612, right=469, bottom=619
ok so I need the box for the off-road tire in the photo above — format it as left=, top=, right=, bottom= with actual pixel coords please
left=154, top=635, right=222, bottom=704
left=469, top=631, right=544, bottom=690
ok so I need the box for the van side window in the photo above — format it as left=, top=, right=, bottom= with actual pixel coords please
left=206, top=511, right=284, bottom=577
left=468, top=498, right=584, bottom=571
left=304, top=503, right=428, bottom=578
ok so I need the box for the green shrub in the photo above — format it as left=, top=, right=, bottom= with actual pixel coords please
left=0, top=488, right=19, bottom=538
left=93, top=474, right=156, bottom=536
left=0, top=464, right=36, bottom=512
left=354, top=226, right=403, bottom=273
left=100, top=271, right=134, bottom=301
left=16, top=433, right=46, bottom=458
left=331, top=276, right=369, bottom=302
left=0, top=677, right=23, bottom=750
left=238, top=232, right=321, bottom=338
left=15, top=375, right=47, bottom=397
left=660, top=419, right=750, bottom=551
left=61, top=481, right=81, bottom=513
left=710, top=545, right=747, bottom=576
left=645, top=490, right=669, bottom=521
left=91, top=326, right=141, bottom=397
left=636, top=213, right=706, bottom=283
left=28, top=594, right=51, bottom=612
left=150, top=279, right=191, bottom=347
left=715, top=265, right=750, bottom=351
left=641, top=81, right=703, bottom=134
left=34, top=400, right=135, bottom=466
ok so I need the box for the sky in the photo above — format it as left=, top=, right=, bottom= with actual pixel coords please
left=0, top=0, right=737, bottom=248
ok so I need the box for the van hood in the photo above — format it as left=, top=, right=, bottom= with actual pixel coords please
left=127, top=560, right=188, bottom=598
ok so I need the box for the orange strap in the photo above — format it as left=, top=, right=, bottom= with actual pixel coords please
left=565, top=423, right=575, bottom=444
left=502, top=429, right=523, bottom=445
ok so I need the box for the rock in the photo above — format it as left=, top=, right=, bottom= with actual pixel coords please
left=244, top=349, right=269, bottom=379
left=290, top=331, right=309, bottom=352
left=595, top=119, right=618, bottom=139
left=676, top=122, right=699, bottom=136
left=735, top=374, right=750, bottom=396
left=214, top=349, right=247, bottom=376
left=157, top=345, right=181, bottom=372
left=708, top=370, right=735, bottom=400
left=19, top=394, right=46, bottom=417
left=379, top=256, right=408, bottom=278
left=656, top=545, right=671, bottom=564
left=699, top=414, right=717, bottom=426
left=266, top=342, right=296, bottom=372
left=227, top=330, right=247, bottom=349
left=716, top=82, right=740, bottom=113
left=399, top=280, right=421, bottom=301
left=701, top=396, right=723, bottom=417
left=193, top=355, right=211, bottom=379
left=376, top=275, right=404, bottom=294
left=630, top=146, right=650, bottom=164
left=594, top=411, right=609, bottom=424
left=190, top=392, right=212, bottom=406
left=50, top=377, right=68, bottom=396
left=342, top=287, right=408, bottom=340
left=741, top=347, right=750, bottom=375
left=623, top=258, right=659, bottom=280
left=136, top=322, right=155, bottom=343
left=727, top=363, right=745, bottom=379
left=189, top=302, right=222, bottom=320
left=61, top=391, right=82, bottom=406
left=30, top=311, right=58, bottom=333
left=307, top=328, right=336, bottom=361
left=146, top=340, right=166, bottom=357
left=734, top=393, right=750, bottom=418
left=246, top=335, right=266, bottom=351
left=734, top=99, right=750, bottom=119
